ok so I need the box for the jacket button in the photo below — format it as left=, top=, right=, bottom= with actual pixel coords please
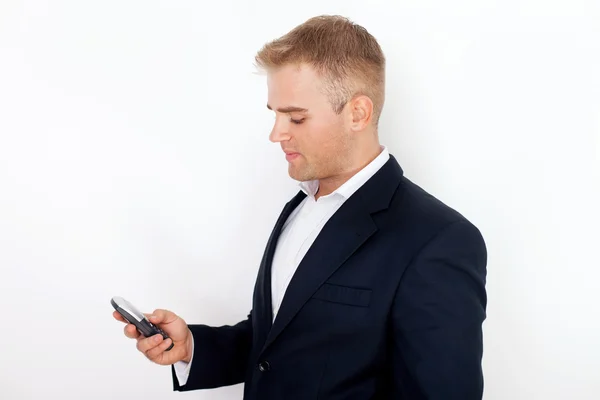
left=258, top=361, right=270, bottom=372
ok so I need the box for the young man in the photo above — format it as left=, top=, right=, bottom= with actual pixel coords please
left=114, top=15, right=487, bottom=399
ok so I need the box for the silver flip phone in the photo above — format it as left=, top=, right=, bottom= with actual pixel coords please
left=111, top=296, right=173, bottom=351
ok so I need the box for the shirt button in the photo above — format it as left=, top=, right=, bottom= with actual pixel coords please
left=258, top=361, right=271, bottom=372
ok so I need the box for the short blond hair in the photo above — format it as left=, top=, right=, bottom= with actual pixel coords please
left=255, top=15, right=386, bottom=126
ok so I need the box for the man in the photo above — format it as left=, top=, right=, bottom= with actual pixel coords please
left=113, top=15, right=487, bottom=399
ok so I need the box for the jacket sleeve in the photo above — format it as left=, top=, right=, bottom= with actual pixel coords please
left=391, top=220, right=488, bottom=399
left=172, top=311, right=253, bottom=391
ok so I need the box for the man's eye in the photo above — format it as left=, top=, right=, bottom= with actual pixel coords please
left=291, top=118, right=305, bottom=125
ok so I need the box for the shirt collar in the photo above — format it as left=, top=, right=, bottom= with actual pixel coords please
left=299, top=146, right=390, bottom=200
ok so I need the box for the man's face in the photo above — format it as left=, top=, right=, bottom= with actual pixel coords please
left=267, top=64, right=352, bottom=182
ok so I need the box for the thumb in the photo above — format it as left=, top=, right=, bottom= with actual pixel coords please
left=146, top=309, right=177, bottom=325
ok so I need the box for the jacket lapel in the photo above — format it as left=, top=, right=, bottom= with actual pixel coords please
left=257, top=155, right=404, bottom=354
left=252, top=191, right=306, bottom=346
left=261, top=192, right=378, bottom=352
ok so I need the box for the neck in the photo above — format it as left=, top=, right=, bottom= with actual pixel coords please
left=315, top=142, right=382, bottom=200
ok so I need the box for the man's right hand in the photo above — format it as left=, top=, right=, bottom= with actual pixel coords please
left=113, top=308, right=193, bottom=365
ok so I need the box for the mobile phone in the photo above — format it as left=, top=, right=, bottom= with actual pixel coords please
left=111, top=296, right=174, bottom=351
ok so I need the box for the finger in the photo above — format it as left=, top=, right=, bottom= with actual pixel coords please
left=113, top=311, right=127, bottom=323
left=145, top=337, right=173, bottom=361
left=124, top=324, right=140, bottom=339
left=146, top=309, right=177, bottom=325
left=136, top=333, right=163, bottom=354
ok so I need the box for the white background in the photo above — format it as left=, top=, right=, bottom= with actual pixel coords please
left=1, top=1, right=599, bottom=399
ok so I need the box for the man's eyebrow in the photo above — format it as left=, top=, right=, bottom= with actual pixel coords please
left=266, top=104, right=308, bottom=113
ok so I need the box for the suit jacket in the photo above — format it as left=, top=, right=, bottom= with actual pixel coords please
left=172, top=155, right=487, bottom=399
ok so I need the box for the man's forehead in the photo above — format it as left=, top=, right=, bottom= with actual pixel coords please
left=266, top=64, right=323, bottom=106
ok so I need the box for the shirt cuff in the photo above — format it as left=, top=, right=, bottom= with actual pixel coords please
left=173, top=334, right=194, bottom=386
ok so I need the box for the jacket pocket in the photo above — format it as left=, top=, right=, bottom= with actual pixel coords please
left=311, top=283, right=372, bottom=307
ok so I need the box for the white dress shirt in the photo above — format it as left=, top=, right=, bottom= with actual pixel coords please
left=173, top=146, right=390, bottom=386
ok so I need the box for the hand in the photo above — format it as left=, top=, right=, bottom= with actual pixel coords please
left=113, top=308, right=193, bottom=365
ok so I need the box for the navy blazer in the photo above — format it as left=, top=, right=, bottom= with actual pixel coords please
left=172, top=155, right=487, bottom=399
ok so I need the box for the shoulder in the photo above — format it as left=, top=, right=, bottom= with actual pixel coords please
left=383, top=175, right=486, bottom=255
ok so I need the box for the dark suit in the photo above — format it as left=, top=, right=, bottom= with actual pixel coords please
left=172, top=155, right=487, bottom=399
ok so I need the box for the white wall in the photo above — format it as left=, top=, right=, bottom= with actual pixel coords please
left=1, top=1, right=598, bottom=399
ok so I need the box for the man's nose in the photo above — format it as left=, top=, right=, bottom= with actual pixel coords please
left=269, top=118, right=291, bottom=143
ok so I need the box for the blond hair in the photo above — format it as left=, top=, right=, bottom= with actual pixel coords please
left=255, top=15, right=386, bottom=126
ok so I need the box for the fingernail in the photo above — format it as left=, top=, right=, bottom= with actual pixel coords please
left=154, top=335, right=161, bottom=342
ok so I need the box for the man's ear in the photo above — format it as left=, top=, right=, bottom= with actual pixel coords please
left=348, top=94, right=373, bottom=131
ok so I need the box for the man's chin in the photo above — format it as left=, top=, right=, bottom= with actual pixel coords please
left=288, top=165, right=311, bottom=182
